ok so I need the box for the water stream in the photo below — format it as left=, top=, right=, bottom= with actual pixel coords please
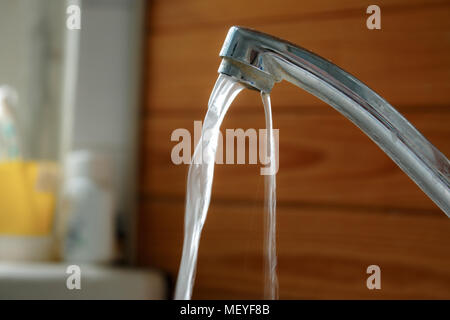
left=174, top=74, right=278, bottom=300
left=261, top=92, right=279, bottom=300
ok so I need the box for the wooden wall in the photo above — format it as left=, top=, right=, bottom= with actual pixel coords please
left=138, top=0, right=450, bottom=299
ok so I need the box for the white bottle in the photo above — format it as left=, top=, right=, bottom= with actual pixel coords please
left=62, top=150, right=115, bottom=263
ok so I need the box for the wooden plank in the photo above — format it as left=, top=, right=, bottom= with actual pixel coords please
left=145, top=3, right=450, bottom=112
left=138, top=200, right=450, bottom=299
left=140, top=109, right=450, bottom=211
left=140, top=0, right=450, bottom=300
left=148, top=0, right=448, bottom=33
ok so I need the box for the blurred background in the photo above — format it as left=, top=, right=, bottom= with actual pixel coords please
left=0, top=0, right=449, bottom=299
left=0, top=0, right=168, bottom=299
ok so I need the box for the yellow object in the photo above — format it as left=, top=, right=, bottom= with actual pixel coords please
left=0, top=161, right=57, bottom=235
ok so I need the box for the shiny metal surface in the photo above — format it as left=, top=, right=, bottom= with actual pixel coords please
left=218, top=26, right=450, bottom=216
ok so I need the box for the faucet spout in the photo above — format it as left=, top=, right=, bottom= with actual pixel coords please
left=218, top=26, right=450, bottom=216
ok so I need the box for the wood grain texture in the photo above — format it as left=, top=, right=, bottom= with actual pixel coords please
left=146, top=1, right=450, bottom=113
left=139, top=200, right=450, bottom=299
left=141, top=105, right=450, bottom=211
left=149, top=0, right=449, bottom=33
left=138, top=0, right=450, bottom=299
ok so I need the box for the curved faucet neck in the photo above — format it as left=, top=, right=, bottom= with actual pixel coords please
left=218, top=26, right=450, bottom=216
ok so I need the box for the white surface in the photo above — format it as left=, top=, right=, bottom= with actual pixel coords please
left=70, top=0, right=142, bottom=264
left=0, top=0, right=65, bottom=159
left=0, top=236, right=53, bottom=261
left=0, top=262, right=168, bottom=299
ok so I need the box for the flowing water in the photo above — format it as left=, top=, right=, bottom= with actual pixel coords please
left=174, top=74, right=278, bottom=300
left=261, top=92, right=279, bottom=300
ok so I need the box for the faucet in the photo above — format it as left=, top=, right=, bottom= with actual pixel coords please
left=218, top=26, right=450, bottom=216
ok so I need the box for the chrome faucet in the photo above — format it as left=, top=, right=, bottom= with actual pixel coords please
left=218, top=26, right=450, bottom=216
